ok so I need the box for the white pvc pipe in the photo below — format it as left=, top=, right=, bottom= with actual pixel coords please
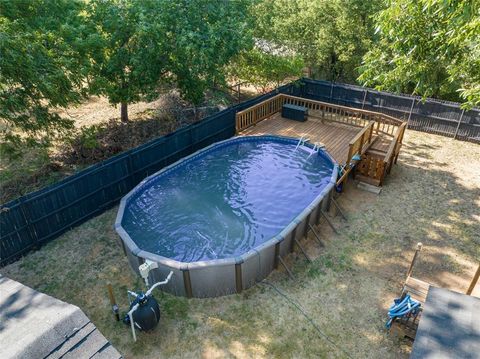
left=145, top=271, right=173, bottom=297
left=128, top=303, right=140, bottom=342
left=127, top=271, right=174, bottom=342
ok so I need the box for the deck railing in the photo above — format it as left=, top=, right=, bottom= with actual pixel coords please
left=236, top=94, right=407, bottom=187
left=235, top=94, right=404, bottom=137
left=336, top=121, right=375, bottom=186
left=384, top=122, right=407, bottom=175
left=356, top=122, right=407, bottom=186
left=235, top=95, right=285, bottom=132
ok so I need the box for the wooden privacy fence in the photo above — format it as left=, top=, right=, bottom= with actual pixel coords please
left=0, top=83, right=299, bottom=266
left=299, top=78, right=480, bottom=143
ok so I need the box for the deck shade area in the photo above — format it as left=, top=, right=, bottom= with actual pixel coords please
left=410, top=287, right=480, bottom=359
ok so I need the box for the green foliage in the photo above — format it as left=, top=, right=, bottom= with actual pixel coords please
left=229, top=48, right=304, bottom=92
left=252, top=0, right=383, bottom=82
left=359, top=0, right=480, bottom=108
left=163, top=0, right=253, bottom=104
left=0, top=0, right=92, bottom=153
left=88, top=0, right=252, bottom=120
left=86, top=0, right=169, bottom=121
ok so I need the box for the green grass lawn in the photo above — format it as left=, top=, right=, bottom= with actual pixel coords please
left=2, top=130, right=479, bottom=358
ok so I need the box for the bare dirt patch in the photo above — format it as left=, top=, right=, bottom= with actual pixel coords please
left=1, top=129, right=479, bottom=358
left=0, top=90, right=234, bottom=203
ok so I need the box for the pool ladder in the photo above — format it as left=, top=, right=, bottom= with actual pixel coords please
left=295, top=137, right=324, bottom=159
left=294, top=136, right=310, bottom=150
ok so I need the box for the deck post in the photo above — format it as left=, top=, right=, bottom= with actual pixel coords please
left=406, top=242, right=423, bottom=279
left=466, top=264, right=480, bottom=295
left=453, top=109, right=465, bottom=140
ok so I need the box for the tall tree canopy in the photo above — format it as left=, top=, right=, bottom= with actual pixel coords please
left=0, top=0, right=93, bottom=152
left=359, top=0, right=480, bottom=108
left=252, top=0, right=383, bottom=82
left=88, top=0, right=252, bottom=121
left=229, top=47, right=304, bottom=93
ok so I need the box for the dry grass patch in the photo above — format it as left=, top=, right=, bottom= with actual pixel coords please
left=2, top=130, right=479, bottom=358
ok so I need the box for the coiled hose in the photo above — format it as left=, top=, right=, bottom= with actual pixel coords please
left=386, top=294, right=421, bottom=329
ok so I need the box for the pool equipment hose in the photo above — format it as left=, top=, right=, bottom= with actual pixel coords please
left=385, top=294, right=421, bottom=329
left=124, top=270, right=173, bottom=341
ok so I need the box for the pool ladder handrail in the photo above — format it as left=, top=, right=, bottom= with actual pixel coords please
left=306, top=142, right=325, bottom=159
left=295, top=136, right=310, bottom=151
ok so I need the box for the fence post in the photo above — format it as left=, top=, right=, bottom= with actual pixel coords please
left=329, top=82, right=334, bottom=103
left=127, top=152, right=135, bottom=188
left=453, top=109, right=465, bottom=140
left=361, top=89, right=368, bottom=109
left=406, top=98, right=416, bottom=128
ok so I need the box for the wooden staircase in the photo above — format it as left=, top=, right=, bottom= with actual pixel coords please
left=356, top=122, right=407, bottom=186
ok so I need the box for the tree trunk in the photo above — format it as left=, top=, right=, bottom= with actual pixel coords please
left=120, top=102, right=128, bottom=122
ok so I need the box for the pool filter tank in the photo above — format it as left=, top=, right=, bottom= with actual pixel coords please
left=124, top=268, right=173, bottom=341
left=124, top=293, right=160, bottom=331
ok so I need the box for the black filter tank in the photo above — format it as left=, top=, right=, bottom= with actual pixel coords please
left=126, top=293, right=161, bottom=331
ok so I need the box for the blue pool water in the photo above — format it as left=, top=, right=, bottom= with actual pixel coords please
left=122, top=137, right=334, bottom=262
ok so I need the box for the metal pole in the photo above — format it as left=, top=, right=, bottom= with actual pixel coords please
left=407, top=98, right=415, bottom=129
left=361, top=89, right=368, bottom=109
left=308, top=224, right=324, bottom=247
left=293, top=238, right=312, bottom=262
left=320, top=211, right=338, bottom=234
left=331, top=198, right=347, bottom=221
left=277, top=255, right=295, bottom=280
left=453, top=109, right=465, bottom=140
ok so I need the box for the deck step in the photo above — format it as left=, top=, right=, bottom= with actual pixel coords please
left=404, top=276, right=430, bottom=304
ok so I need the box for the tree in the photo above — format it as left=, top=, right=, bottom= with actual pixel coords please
left=358, top=0, right=480, bottom=108
left=229, top=47, right=304, bottom=93
left=0, top=0, right=93, bottom=153
left=252, top=0, right=383, bottom=83
left=162, top=0, right=253, bottom=104
left=86, top=0, right=169, bottom=122
left=88, top=0, right=252, bottom=121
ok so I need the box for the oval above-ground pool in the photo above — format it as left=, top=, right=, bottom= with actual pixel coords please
left=115, top=135, right=338, bottom=297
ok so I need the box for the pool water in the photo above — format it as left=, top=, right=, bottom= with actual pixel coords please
left=122, top=138, right=334, bottom=262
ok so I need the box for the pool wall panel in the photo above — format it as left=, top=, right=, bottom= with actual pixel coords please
left=189, top=263, right=236, bottom=297
left=241, top=251, right=261, bottom=289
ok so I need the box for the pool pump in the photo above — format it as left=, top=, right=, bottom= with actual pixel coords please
left=123, top=269, right=173, bottom=341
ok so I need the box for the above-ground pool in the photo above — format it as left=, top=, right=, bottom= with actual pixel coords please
left=115, top=136, right=337, bottom=297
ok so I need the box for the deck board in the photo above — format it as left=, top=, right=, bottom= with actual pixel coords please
left=240, top=113, right=361, bottom=164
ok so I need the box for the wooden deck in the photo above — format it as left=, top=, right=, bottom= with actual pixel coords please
left=236, top=94, right=406, bottom=186
left=241, top=112, right=361, bottom=164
